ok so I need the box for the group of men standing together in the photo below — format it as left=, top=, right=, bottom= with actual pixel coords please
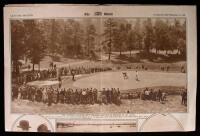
left=140, top=88, right=167, bottom=103
left=13, top=85, right=122, bottom=106
left=15, top=62, right=113, bottom=85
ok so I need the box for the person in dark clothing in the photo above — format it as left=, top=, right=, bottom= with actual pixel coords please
left=157, top=89, right=162, bottom=102
left=149, top=89, right=153, bottom=100
left=36, top=88, right=42, bottom=102
left=71, top=70, right=76, bottom=81
left=58, top=76, right=62, bottom=88
left=65, top=88, right=71, bottom=104
left=110, top=89, right=114, bottom=103
left=12, top=86, right=19, bottom=100
left=75, top=89, right=79, bottom=104
left=116, top=88, right=121, bottom=105
left=181, top=89, right=187, bottom=106
left=152, top=90, right=157, bottom=101
left=93, top=88, right=98, bottom=103
left=106, top=88, right=110, bottom=104
left=70, top=89, right=75, bottom=105
left=47, top=88, right=53, bottom=106
left=53, top=88, right=59, bottom=104
left=88, top=88, right=93, bottom=104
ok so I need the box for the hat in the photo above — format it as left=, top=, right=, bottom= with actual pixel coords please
left=37, top=124, right=50, bottom=132
left=82, top=91, right=86, bottom=95
left=17, top=120, right=31, bottom=130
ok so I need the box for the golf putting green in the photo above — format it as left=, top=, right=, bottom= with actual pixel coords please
left=73, top=71, right=186, bottom=90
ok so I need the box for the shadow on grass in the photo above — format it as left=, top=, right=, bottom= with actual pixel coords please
left=136, top=51, right=186, bottom=63
left=63, top=52, right=100, bottom=61
left=48, top=55, right=61, bottom=62
left=110, top=60, right=127, bottom=64
left=115, top=54, right=141, bottom=63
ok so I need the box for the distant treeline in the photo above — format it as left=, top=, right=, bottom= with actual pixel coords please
left=11, top=18, right=186, bottom=74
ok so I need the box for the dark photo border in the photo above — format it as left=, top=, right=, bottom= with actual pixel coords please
left=1, top=0, right=199, bottom=136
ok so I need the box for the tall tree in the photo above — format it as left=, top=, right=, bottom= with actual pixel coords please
left=103, top=18, right=117, bottom=60
left=177, top=20, right=186, bottom=56
left=11, top=20, right=26, bottom=75
left=113, top=28, right=122, bottom=54
left=60, top=20, right=73, bottom=57
left=49, top=19, right=61, bottom=56
left=134, top=19, right=143, bottom=51
left=127, top=29, right=136, bottom=57
left=85, top=24, right=96, bottom=56
left=177, top=38, right=186, bottom=56
left=119, top=23, right=129, bottom=55
left=168, top=19, right=186, bottom=55
left=113, top=24, right=125, bottom=56
left=24, top=20, right=46, bottom=71
left=68, top=19, right=84, bottom=58
left=154, top=19, right=171, bottom=54
left=143, top=18, right=154, bottom=53
left=179, top=20, right=186, bottom=56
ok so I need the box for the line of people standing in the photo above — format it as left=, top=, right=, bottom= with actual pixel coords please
left=12, top=85, right=121, bottom=106
left=14, top=63, right=112, bottom=85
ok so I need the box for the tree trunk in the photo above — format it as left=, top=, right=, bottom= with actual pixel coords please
left=74, top=32, right=77, bottom=57
left=87, top=35, right=90, bottom=56
left=146, top=45, right=149, bottom=54
left=108, top=46, right=111, bottom=60
left=32, top=63, right=35, bottom=71
left=38, top=62, right=40, bottom=71
left=25, top=56, right=27, bottom=64
left=177, top=49, right=179, bottom=55
left=130, top=50, right=131, bottom=57
left=15, top=62, right=19, bottom=76
left=108, top=52, right=111, bottom=60
left=88, top=45, right=90, bottom=56
left=108, top=22, right=112, bottom=60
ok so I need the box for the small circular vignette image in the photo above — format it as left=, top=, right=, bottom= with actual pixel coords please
left=139, top=113, right=184, bottom=132
left=11, top=114, right=54, bottom=132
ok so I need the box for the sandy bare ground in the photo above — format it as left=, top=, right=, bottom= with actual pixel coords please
left=12, top=95, right=186, bottom=114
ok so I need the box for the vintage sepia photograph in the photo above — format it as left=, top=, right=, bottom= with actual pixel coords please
left=10, top=17, right=187, bottom=114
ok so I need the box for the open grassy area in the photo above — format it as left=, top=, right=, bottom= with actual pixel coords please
left=13, top=51, right=187, bottom=114
left=19, top=50, right=186, bottom=73
left=72, top=71, right=186, bottom=91
left=12, top=70, right=187, bottom=113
